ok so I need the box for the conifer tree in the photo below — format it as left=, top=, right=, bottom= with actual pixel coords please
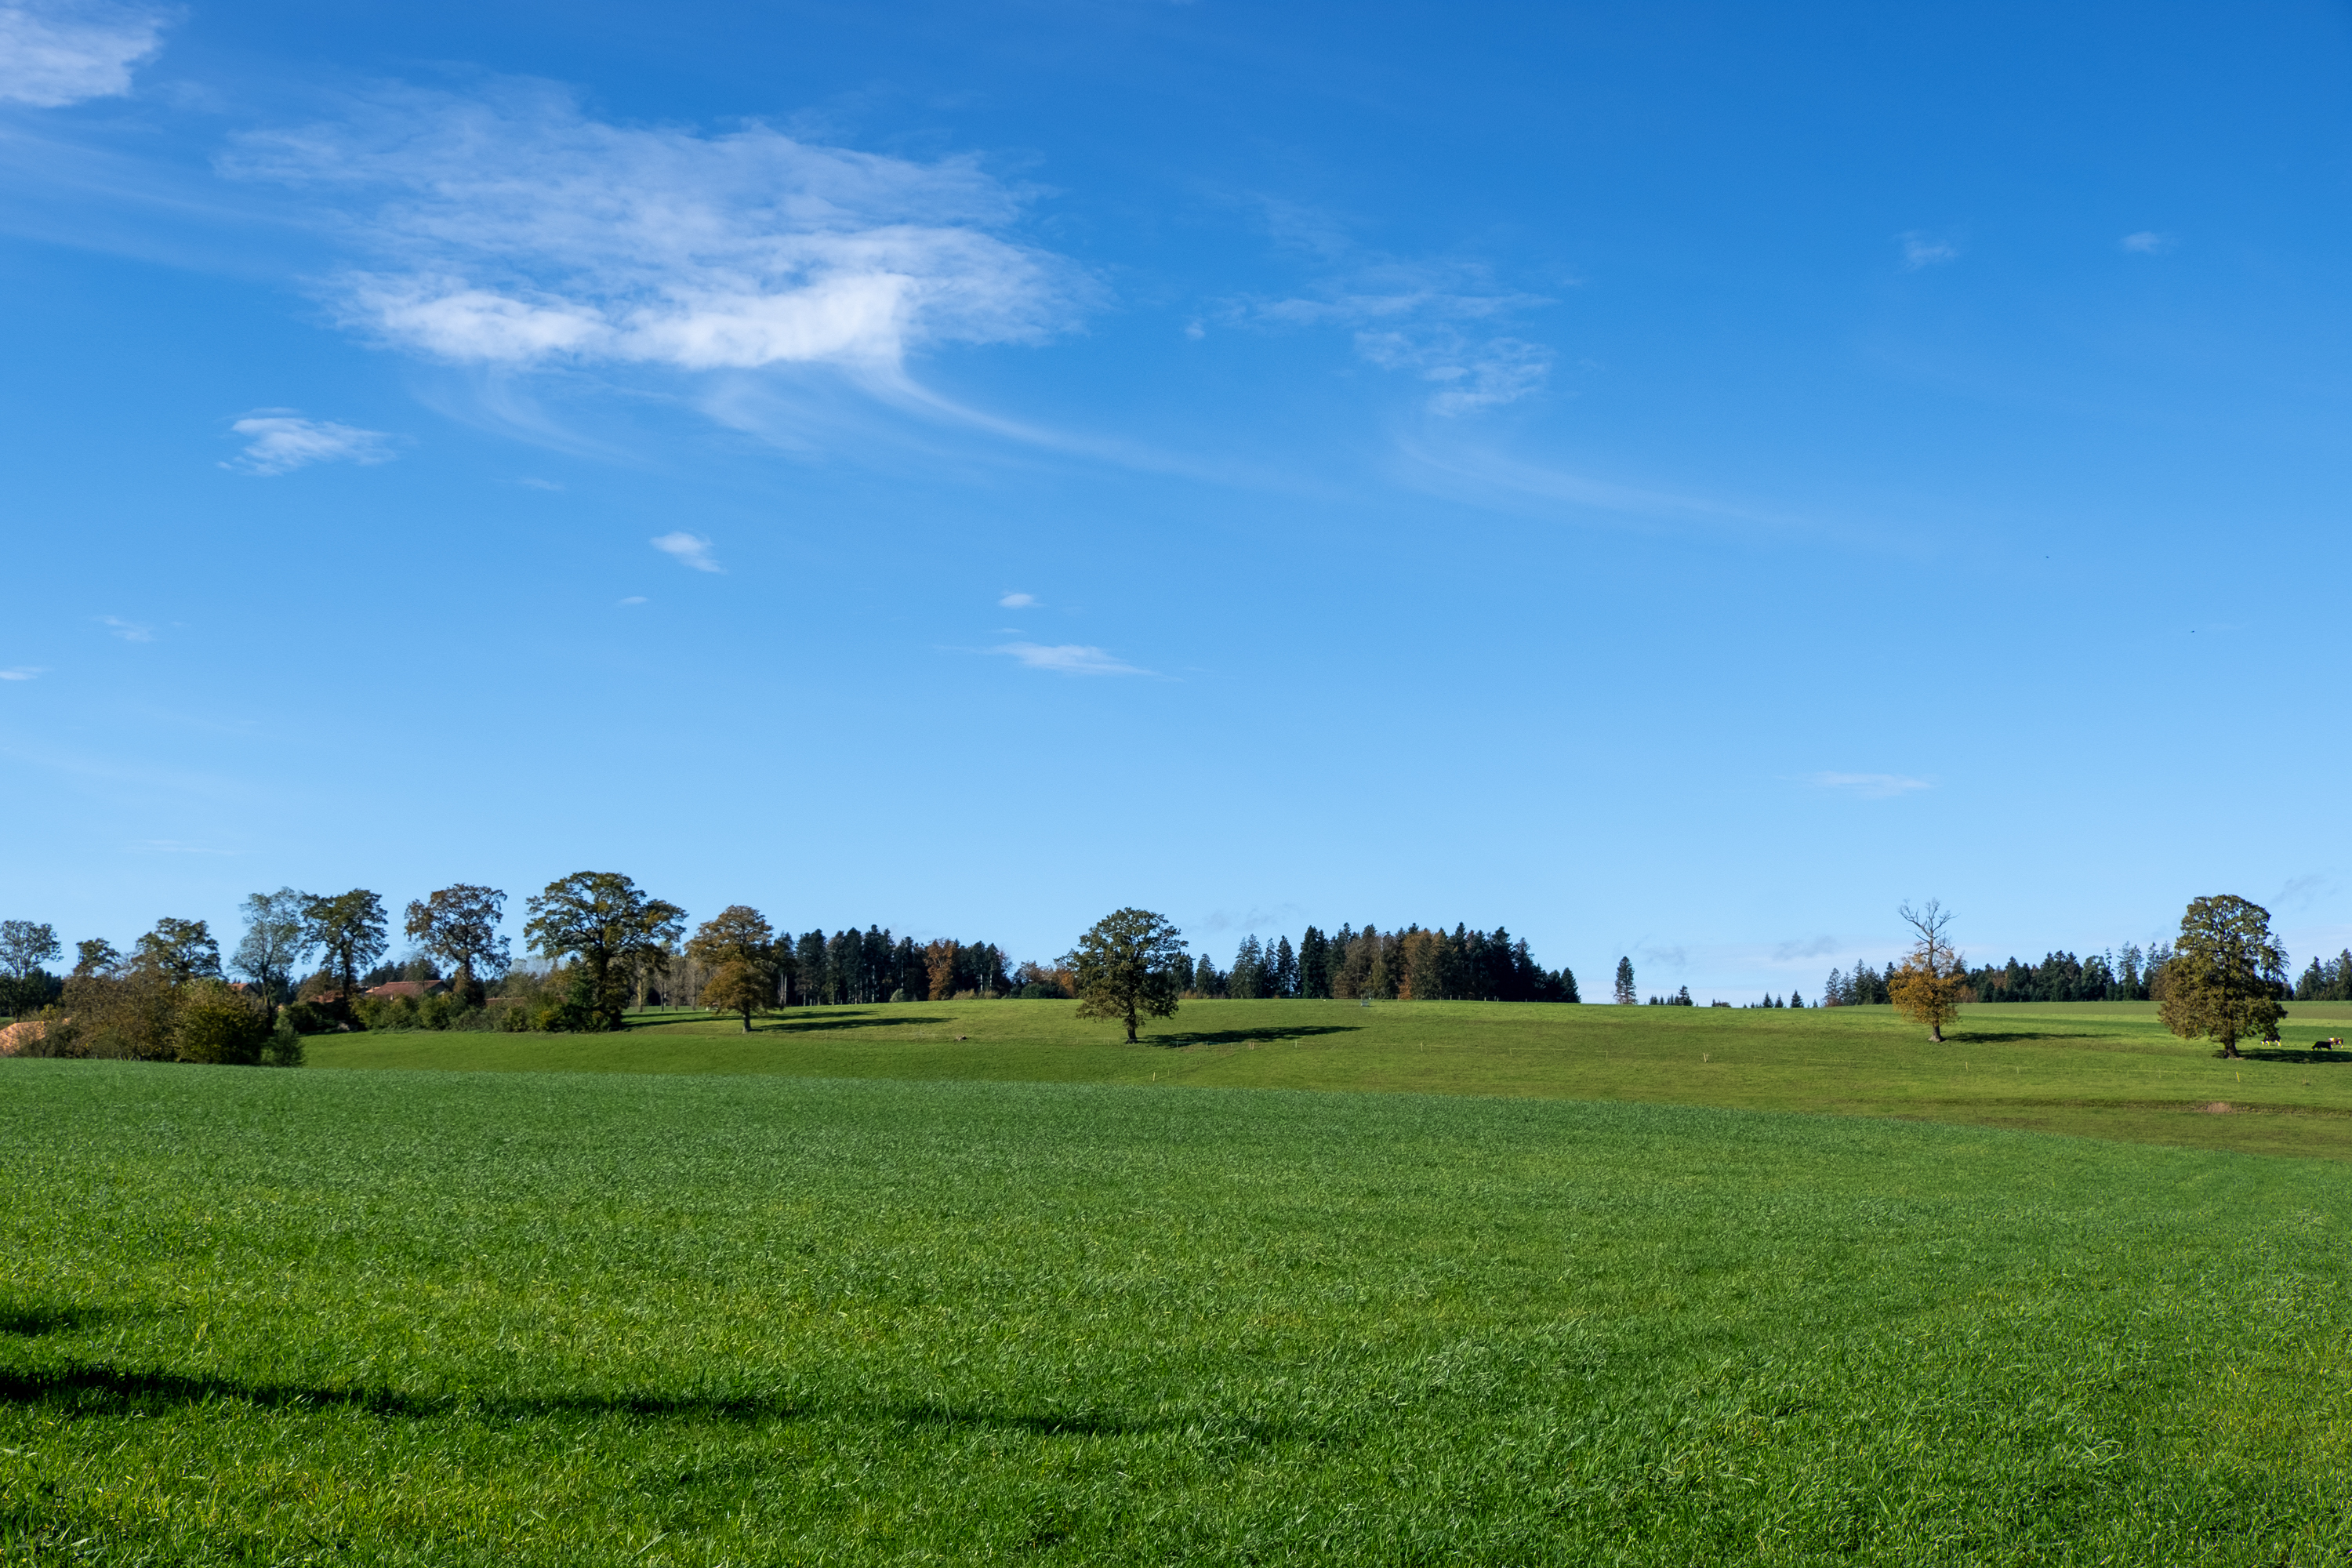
left=1613, top=956, right=1635, bottom=1005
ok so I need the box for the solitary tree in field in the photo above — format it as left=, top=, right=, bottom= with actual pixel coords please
left=405, top=884, right=510, bottom=1004
left=2159, top=895, right=2286, bottom=1059
left=688, top=905, right=776, bottom=1032
left=1073, top=907, right=1187, bottom=1043
left=303, top=891, right=387, bottom=1008
left=232, top=889, right=311, bottom=1010
left=1613, top=956, right=1636, bottom=1005
left=525, top=872, right=686, bottom=1029
left=1888, top=899, right=1967, bottom=1041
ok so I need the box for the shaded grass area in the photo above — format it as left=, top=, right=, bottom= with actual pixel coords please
left=7, top=1062, right=2352, bottom=1563
left=310, top=998, right=2352, bottom=1160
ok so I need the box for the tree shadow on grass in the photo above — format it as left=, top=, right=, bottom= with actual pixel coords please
left=2227, top=1048, right=2352, bottom=1065
left=764, top=1014, right=956, bottom=1036
left=1154, top=1025, right=1364, bottom=1050
left=0, top=1362, right=1318, bottom=1447
left=0, top=1304, right=114, bottom=1337
left=1945, top=1031, right=2092, bottom=1044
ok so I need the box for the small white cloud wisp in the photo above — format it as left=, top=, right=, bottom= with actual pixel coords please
left=0, top=666, right=41, bottom=681
left=992, top=641, right=1145, bottom=676
left=99, top=615, right=152, bottom=642
left=221, top=82, right=1082, bottom=380
left=651, top=532, right=721, bottom=572
left=2121, top=230, right=2175, bottom=255
left=0, top=0, right=169, bottom=108
left=1899, top=232, right=1958, bottom=269
left=1809, top=771, right=1930, bottom=799
left=997, top=591, right=1038, bottom=608
left=224, top=412, right=397, bottom=476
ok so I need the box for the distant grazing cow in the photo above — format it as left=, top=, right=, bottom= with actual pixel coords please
left=2315, top=1036, right=2340, bottom=1052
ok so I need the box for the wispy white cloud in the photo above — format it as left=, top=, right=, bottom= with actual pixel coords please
left=617, top=595, right=647, bottom=605
left=651, top=531, right=720, bottom=572
left=99, top=615, right=152, bottom=642
left=992, top=641, right=1146, bottom=676
left=0, top=666, right=41, bottom=681
left=1898, top=231, right=1958, bottom=269
left=223, top=410, right=397, bottom=475
left=517, top=476, right=564, bottom=491
left=1229, top=252, right=1556, bottom=415
left=222, top=82, right=1083, bottom=379
left=1809, top=771, right=1930, bottom=799
left=0, top=0, right=170, bottom=108
left=1357, top=328, right=1552, bottom=416
left=125, top=838, right=235, bottom=855
left=2121, top=230, right=2175, bottom=255
left=1770, top=934, right=1842, bottom=962
left=997, top=590, right=1038, bottom=608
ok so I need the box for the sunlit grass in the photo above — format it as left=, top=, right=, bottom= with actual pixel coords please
left=5, top=1061, right=2352, bottom=1563
left=309, top=997, right=2352, bottom=1160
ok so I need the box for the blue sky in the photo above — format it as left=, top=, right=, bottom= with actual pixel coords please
left=5, top=0, right=2351, bottom=998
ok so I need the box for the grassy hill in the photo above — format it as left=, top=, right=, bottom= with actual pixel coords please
left=308, top=997, right=2352, bottom=1160
left=7, top=1059, right=2352, bottom=1563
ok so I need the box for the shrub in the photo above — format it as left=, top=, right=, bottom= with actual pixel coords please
left=1017, top=982, right=1068, bottom=1000
left=261, top=1014, right=305, bottom=1067
left=59, top=974, right=177, bottom=1060
left=172, top=981, right=271, bottom=1065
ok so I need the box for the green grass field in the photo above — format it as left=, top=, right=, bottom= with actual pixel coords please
left=9, top=1001, right=2352, bottom=1563
left=312, top=996, right=2352, bottom=1161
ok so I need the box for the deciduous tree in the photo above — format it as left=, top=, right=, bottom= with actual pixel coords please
left=303, top=891, right=387, bottom=1010
left=924, top=938, right=959, bottom=1002
left=134, top=917, right=222, bottom=986
left=2159, top=894, right=2287, bottom=1059
left=688, top=905, right=775, bottom=1032
left=0, top=920, right=60, bottom=1017
left=1073, top=907, right=1186, bottom=1044
left=404, top=884, right=510, bottom=1004
left=233, top=889, right=311, bottom=1010
left=72, top=938, right=119, bottom=978
left=524, top=872, right=685, bottom=1029
left=1888, top=899, right=1966, bottom=1042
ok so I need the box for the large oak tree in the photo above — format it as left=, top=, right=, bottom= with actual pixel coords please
left=405, top=884, right=510, bottom=1004
left=524, top=872, right=685, bottom=1029
left=2159, top=894, right=2287, bottom=1059
left=303, top=891, right=387, bottom=1009
left=1073, top=907, right=1187, bottom=1044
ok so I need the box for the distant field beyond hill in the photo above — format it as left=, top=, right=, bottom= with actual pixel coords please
left=307, top=997, right=2352, bottom=1161
left=7, top=1062, right=2352, bottom=1563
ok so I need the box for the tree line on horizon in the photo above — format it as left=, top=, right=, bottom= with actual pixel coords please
left=0, top=877, right=1583, bottom=1062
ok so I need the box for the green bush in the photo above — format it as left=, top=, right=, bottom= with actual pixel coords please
left=172, top=981, right=270, bottom=1065
left=260, top=1014, right=305, bottom=1067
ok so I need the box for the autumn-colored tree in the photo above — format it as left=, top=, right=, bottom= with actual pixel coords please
left=924, top=938, right=959, bottom=1002
left=1887, top=899, right=1966, bottom=1041
left=525, top=873, right=686, bottom=1029
left=1073, top=908, right=1187, bottom=1043
left=405, top=884, right=510, bottom=1004
left=2159, top=894, right=2287, bottom=1059
left=688, top=905, right=775, bottom=1032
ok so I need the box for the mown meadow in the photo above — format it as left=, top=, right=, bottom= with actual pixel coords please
left=8, top=1002, right=2352, bottom=1563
